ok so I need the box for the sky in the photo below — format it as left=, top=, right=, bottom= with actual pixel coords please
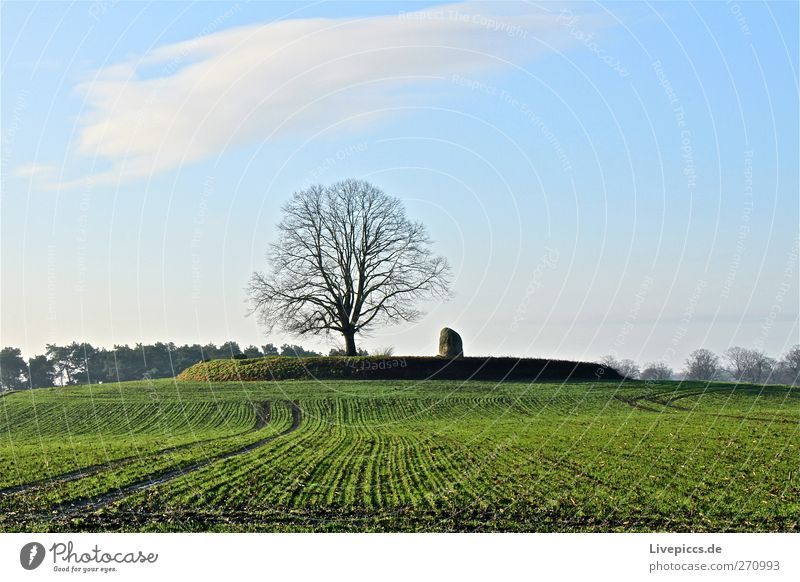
left=1, top=1, right=798, bottom=368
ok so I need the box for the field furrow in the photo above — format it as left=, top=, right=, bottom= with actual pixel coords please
left=0, top=380, right=795, bottom=532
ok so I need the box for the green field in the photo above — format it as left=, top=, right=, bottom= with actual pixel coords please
left=0, top=379, right=797, bottom=532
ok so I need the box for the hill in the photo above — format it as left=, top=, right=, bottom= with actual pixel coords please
left=176, top=355, right=622, bottom=382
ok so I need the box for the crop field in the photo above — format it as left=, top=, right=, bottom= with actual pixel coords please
left=0, top=379, right=797, bottom=532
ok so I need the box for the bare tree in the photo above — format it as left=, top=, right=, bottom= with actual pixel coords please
left=640, top=361, right=673, bottom=381
left=617, top=358, right=640, bottom=379
left=600, top=355, right=618, bottom=369
left=724, top=347, right=775, bottom=383
left=723, top=346, right=754, bottom=381
left=746, top=351, right=775, bottom=384
left=684, top=348, right=720, bottom=381
left=776, top=344, right=800, bottom=385
left=248, top=180, right=451, bottom=355
left=600, top=355, right=640, bottom=379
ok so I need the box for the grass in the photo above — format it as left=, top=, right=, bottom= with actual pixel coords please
left=0, top=378, right=797, bottom=532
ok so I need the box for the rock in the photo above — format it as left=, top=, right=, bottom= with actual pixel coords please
left=438, top=327, right=463, bottom=358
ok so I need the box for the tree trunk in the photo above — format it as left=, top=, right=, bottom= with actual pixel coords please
left=343, top=330, right=357, bottom=356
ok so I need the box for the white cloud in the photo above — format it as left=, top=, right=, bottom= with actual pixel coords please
left=14, top=163, right=56, bottom=178
left=59, top=1, right=606, bottom=188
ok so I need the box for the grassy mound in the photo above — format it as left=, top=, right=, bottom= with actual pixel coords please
left=176, top=355, right=621, bottom=382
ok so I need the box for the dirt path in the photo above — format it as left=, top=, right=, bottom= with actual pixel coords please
left=0, top=401, right=272, bottom=496
left=51, top=401, right=301, bottom=519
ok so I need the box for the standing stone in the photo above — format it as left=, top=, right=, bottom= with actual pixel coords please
left=438, top=328, right=464, bottom=358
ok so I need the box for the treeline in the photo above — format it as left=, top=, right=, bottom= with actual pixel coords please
left=3, top=341, right=797, bottom=390
left=602, top=344, right=800, bottom=385
left=0, top=341, right=365, bottom=390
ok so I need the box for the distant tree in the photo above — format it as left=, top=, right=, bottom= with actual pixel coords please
left=52, top=342, right=100, bottom=385
left=600, top=355, right=619, bottom=369
left=219, top=341, right=242, bottom=357
left=45, top=343, right=87, bottom=385
left=85, top=347, right=116, bottom=383
left=617, top=359, right=640, bottom=379
left=248, top=179, right=451, bottom=355
left=43, top=342, right=178, bottom=385
left=262, top=343, right=279, bottom=356
left=45, top=344, right=68, bottom=385
left=145, top=342, right=178, bottom=378
left=71, top=343, right=99, bottom=384
left=684, top=349, right=720, bottom=381
left=723, top=346, right=755, bottom=381
left=328, top=346, right=369, bottom=356
left=0, top=347, right=28, bottom=390
left=746, top=351, right=775, bottom=384
left=27, top=355, right=54, bottom=388
left=280, top=344, right=322, bottom=357
left=723, top=347, right=775, bottom=384
left=243, top=345, right=263, bottom=358
left=640, top=362, right=673, bottom=381
left=781, top=345, right=800, bottom=375
left=599, top=355, right=639, bottom=378
left=109, top=344, right=146, bottom=380
left=201, top=343, right=222, bottom=360
left=3, top=337, right=393, bottom=386
left=173, top=344, right=205, bottom=371
left=776, top=345, right=800, bottom=385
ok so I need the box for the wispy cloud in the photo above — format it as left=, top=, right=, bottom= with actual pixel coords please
left=54, top=2, right=608, bottom=189
left=14, top=163, right=56, bottom=178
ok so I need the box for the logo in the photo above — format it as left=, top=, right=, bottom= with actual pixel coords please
left=20, top=542, right=46, bottom=570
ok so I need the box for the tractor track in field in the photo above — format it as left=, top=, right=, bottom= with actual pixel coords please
left=612, top=396, right=663, bottom=413
left=253, top=400, right=271, bottom=430
left=49, top=401, right=301, bottom=520
left=615, top=388, right=732, bottom=414
left=615, top=388, right=798, bottom=424
left=0, top=401, right=272, bottom=497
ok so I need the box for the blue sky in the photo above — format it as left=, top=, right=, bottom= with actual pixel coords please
left=2, top=1, right=798, bottom=367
